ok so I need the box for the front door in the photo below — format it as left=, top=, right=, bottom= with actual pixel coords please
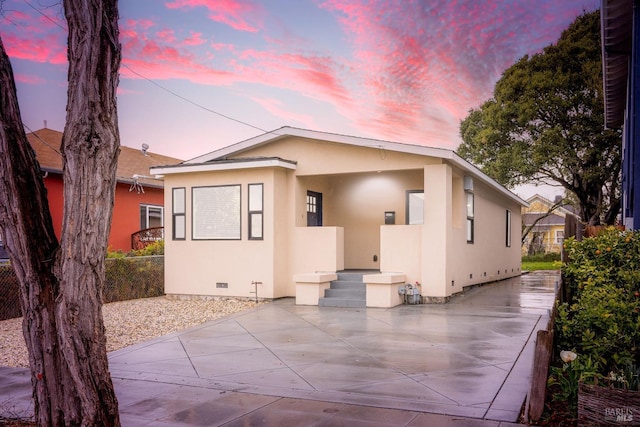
left=307, top=191, right=323, bottom=226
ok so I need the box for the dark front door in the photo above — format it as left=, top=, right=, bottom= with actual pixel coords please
left=307, top=191, right=323, bottom=226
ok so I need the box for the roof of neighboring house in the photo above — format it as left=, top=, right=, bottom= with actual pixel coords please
left=151, top=126, right=528, bottom=207
left=525, top=194, right=577, bottom=216
left=26, top=128, right=182, bottom=188
left=601, top=0, right=633, bottom=128
left=522, top=212, right=566, bottom=227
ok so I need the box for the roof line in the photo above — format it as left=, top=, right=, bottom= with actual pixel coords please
left=178, top=127, right=527, bottom=206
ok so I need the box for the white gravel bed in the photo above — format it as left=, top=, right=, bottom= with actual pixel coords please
left=0, top=297, right=260, bottom=369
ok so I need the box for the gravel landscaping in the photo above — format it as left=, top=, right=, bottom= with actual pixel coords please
left=0, top=297, right=260, bottom=368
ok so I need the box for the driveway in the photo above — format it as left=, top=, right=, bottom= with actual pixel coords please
left=1, top=271, right=557, bottom=426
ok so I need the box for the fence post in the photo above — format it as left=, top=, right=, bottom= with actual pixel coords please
left=528, top=329, right=554, bottom=422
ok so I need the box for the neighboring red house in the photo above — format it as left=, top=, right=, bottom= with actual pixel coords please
left=27, top=128, right=182, bottom=252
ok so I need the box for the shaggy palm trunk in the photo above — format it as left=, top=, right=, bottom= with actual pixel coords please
left=0, top=1, right=121, bottom=425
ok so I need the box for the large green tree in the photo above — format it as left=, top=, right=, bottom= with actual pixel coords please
left=457, top=11, right=621, bottom=226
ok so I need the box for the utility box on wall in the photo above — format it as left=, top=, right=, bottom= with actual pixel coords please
left=385, top=211, right=395, bottom=225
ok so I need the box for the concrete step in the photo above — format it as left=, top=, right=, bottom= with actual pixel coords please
left=324, top=288, right=366, bottom=298
left=318, top=271, right=371, bottom=308
left=328, top=280, right=366, bottom=290
left=336, top=271, right=373, bottom=281
left=318, top=298, right=366, bottom=308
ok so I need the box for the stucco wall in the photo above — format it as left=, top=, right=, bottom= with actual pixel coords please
left=446, top=177, right=523, bottom=296
left=164, top=168, right=281, bottom=299
left=161, top=135, right=524, bottom=301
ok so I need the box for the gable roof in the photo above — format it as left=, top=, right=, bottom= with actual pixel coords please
left=152, top=126, right=528, bottom=206
left=522, top=212, right=566, bottom=227
left=27, top=128, right=182, bottom=188
left=525, top=194, right=576, bottom=216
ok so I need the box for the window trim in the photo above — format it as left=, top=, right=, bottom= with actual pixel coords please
left=172, top=187, right=186, bottom=240
left=248, top=183, right=264, bottom=240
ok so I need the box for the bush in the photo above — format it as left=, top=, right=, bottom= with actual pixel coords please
left=556, top=228, right=640, bottom=372
left=107, top=240, right=164, bottom=258
left=103, top=256, right=164, bottom=303
left=522, top=252, right=562, bottom=263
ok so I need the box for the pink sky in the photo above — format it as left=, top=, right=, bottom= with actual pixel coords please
left=2, top=0, right=599, bottom=175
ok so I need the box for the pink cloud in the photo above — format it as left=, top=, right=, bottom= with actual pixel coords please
left=250, top=96, right=316, bottom=128
left=3, top=33, right=66, bottom=64
left=165, top=0, right=264, bottom=32
left=183, top=32, right=205, bottom=46
left=317, top=0, right=599, bottom=145
left=235, top=50, right=353, bottom=108
left=14, top=73, right=46, bottom=85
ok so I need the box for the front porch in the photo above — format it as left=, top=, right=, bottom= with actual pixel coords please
left=294, top=270, right=408, bottom=308
left=292, top=222, right=421, bottom=308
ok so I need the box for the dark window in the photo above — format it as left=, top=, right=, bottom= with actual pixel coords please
left=466, top=191, right=474, bottom=243
left=506, top=210, right=511, bottom=247
left=248, top=183, right=263, bottom=240
left=172, top=187, right=186, bottom=240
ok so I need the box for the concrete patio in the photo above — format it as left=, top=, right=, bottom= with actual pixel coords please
left=0, top=271, right=557, bottom=426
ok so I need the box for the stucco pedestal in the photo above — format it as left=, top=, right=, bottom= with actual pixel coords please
left=294, top=273, right=337, bottom=305
left=364, top=273, right=406, bottom=308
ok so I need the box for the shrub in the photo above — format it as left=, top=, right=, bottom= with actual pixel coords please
left=556, top=228, right=640, bottom=372
left=103, top=256, right=164, bottom=303
left=107, top=239, right=164, bottom=258
left=522, top=252, right=561, bottom=263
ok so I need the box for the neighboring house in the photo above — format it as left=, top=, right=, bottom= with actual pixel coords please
left=521, top=194, right=576, bottom=254
left=151, top=127, right=527, bottom=307
left=27, top=128, right=182, bottom=251
left=601, top=0, right=639, bottom=230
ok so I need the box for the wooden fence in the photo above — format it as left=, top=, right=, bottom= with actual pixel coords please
left=526, top=277, right=561, bottom=422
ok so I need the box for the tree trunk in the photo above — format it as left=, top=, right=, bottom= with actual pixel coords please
left=0, top=0, right=121, bottom=424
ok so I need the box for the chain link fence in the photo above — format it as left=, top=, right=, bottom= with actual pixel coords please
left=0, top=256, right=164, bottom=321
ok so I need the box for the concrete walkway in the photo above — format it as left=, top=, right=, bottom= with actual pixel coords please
left=0, top=272, right=557, bottom=426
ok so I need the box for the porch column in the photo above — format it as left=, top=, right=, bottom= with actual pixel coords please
left=422, top=164, right=452, bottom=299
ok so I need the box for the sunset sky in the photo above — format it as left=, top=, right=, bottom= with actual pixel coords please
left=2, top=0, right=599, bottom=184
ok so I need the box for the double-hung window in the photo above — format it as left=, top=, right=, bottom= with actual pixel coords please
left=172, top=188, right=186, bottom=240
left=248, top=184, right=263, bottom=240
left=466, top=191, right=474, bottom=243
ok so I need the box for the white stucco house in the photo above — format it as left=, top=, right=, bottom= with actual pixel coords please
left=150, top=127, right=527, bottom=307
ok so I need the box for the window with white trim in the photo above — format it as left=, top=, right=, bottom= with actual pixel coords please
left=555, top=230, right=565, bottom=244
left=140, top=204, right=163, bottom=229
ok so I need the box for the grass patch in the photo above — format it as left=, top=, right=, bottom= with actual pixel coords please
left=522, top=260, right=562, bottom=271
left=522, top=253, right=562, bottom=271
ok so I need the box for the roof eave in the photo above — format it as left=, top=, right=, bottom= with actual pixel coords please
left=601, top=0, right=633, bottom=128
left=151, top=158, right=297, bottom=176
